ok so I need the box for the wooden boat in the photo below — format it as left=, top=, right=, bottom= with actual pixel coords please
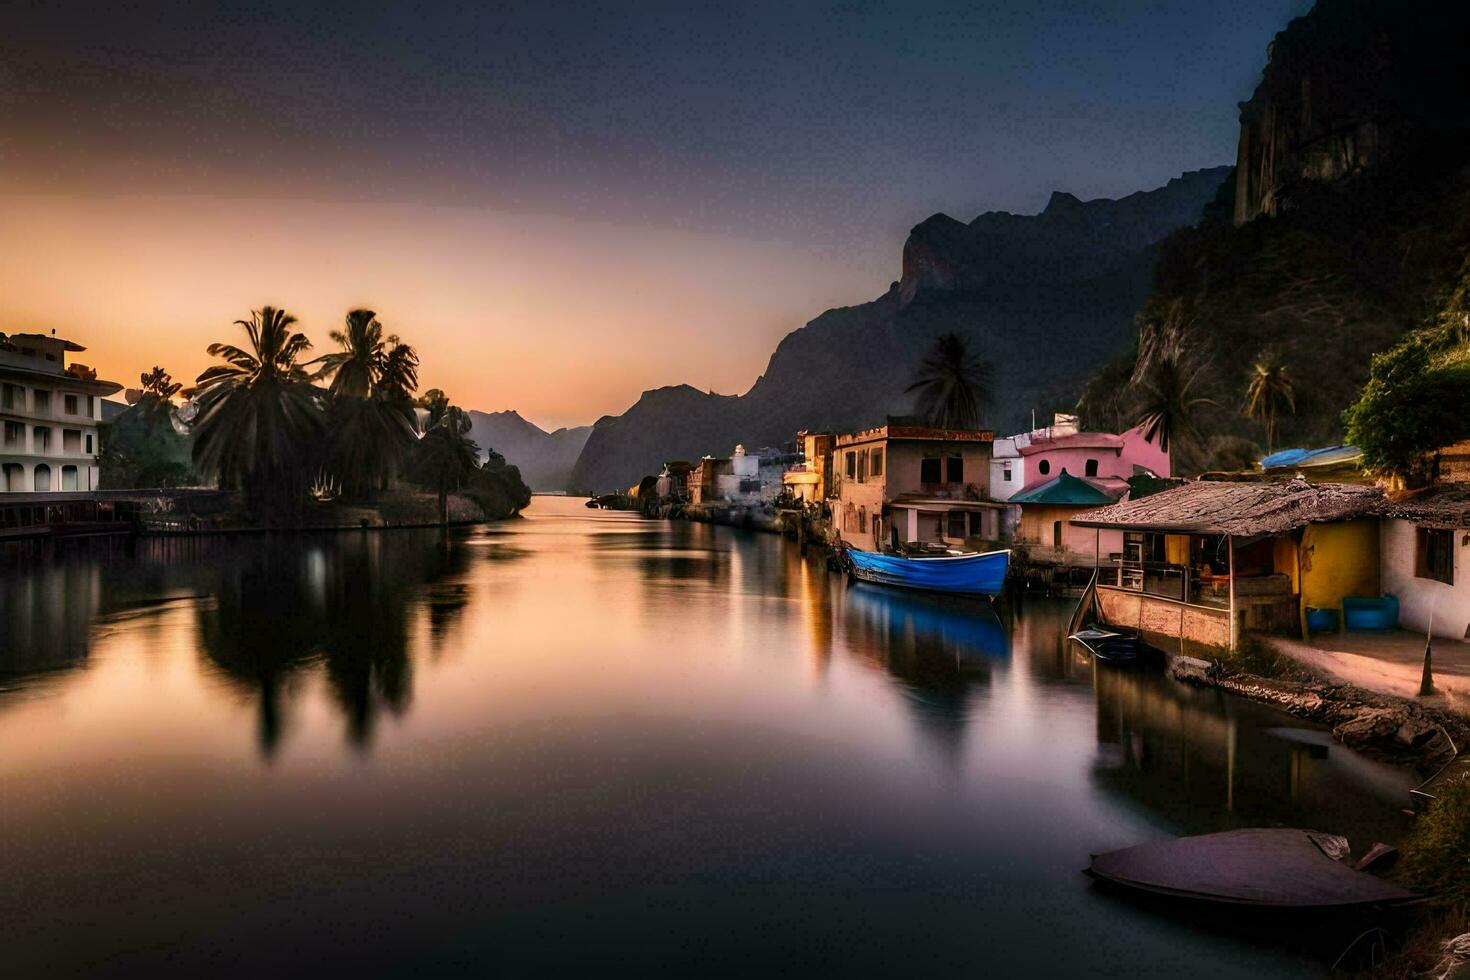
left=1087, top=828, right=1421, bottom=910
left=1068, top=626, right=1161, bottom=665
left=846, top=547, right=1009, bottom=598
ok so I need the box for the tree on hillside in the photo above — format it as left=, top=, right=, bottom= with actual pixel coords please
left=103, top=366, right=195, bottom=489
left=1344, top=332, right=1470, bottom=485
left=138, top=366, right=183, bottom=404
left=1131, top=310, right=1214, bottom=464
left=185, top=306, right=323, bottom=514
left=906, top=332, right=994, bottom=430
left=1243, top=349, right=1296, bottom=454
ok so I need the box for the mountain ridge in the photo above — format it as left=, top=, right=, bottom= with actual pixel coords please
left=568, top=166, right=1231, bottom=491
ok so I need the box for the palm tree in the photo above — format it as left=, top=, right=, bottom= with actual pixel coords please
left=1243, top=350, right=1296, bottom=454
left=415, top=389, right=480, bottom=525
left=1131, top=315, right=1214, bottom=460
left=310, top=310, right=421, bottom=498
left=906, top=332, right=994, bottom=429
left=185, top=306, right=323, bottom=513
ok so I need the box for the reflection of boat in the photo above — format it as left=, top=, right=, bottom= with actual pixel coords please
left=1087, top=828, right=1421, bottom=910
left=846, top=548, right=1009, bottom=598
left=846, top=585, right=1011, bottom=661
left=584, top=500, right=600, bottom=509
left=1069, top=626, right=1161, bottom=666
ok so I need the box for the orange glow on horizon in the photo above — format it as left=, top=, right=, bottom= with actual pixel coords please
left=0, top=192, right=880, bottom=431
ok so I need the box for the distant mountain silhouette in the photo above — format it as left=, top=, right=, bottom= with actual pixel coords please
left=466, top=410, right=591, bottom=491
left=570, top=166, right=1230, bottom=491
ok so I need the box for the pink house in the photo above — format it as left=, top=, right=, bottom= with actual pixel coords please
left=990, top=416, right=1169, bottom=503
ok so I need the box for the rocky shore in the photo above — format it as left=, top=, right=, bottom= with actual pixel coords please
left=1171, top=654, right=1466, bottom=777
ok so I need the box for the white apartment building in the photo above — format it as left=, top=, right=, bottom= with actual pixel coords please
left=0, top=332, right=123, bottom=493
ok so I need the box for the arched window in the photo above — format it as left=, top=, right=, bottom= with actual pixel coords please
left=1038, top=459, right=1051, bottom=476
left=33, top=464, right=51, bottom=492
left=1085, top=458, right=1098, bottom=477
left=61, top=465, right=78, bottom=491
left=858, top=506, right=867, bottom=533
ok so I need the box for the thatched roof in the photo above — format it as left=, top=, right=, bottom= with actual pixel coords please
left=1377, top=485, right=1470, bottom=529
left=1071, top=479, right=1383, bottom=536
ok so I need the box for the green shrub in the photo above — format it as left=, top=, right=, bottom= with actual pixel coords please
left=1399, top=776, right=1470, bottom=912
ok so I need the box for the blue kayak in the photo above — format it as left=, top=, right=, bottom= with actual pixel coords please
left=846, top=548, right=1010, bottom=598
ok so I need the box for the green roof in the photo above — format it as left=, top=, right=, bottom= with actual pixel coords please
left=1009, top=469, right=1117, bottom=506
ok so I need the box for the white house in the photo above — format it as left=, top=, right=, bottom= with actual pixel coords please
left=1379, top=482, right=1470, bottom=641
left=0, top=332, right=123, bottom=492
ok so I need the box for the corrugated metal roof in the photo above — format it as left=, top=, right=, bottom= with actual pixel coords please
left=1260, top=445, right=1362, bottom=470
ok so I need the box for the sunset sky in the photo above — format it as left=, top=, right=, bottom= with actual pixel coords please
left=1, top=0, right=1307, bottom=430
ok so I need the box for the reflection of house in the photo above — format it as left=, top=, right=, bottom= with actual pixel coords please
left=990, top=414, right=1170, bottom=502
left=1009, top=470, right=1128, bottom=564
left=1, top=332, right=123, bottom=492
left=1073, top=480, right=1383, bottom=650
left=1379, top=486, right=1470, bottom=640
left=782, top=432, right=834, bottom=505
left=830, top=421, right=1002, bottom=551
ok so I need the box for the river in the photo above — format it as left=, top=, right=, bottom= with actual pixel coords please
left=0, top=496, right=1416, bottom=977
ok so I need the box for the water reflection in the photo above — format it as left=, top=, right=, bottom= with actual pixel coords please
left=841, top=585, right=1009, bottom=762
left=0, top=503, right=1421, bottom=976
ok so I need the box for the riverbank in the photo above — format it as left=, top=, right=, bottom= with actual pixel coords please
left=1169, top=641, right=1470, bottom=976
left=136, top=488, right=521, bottom=535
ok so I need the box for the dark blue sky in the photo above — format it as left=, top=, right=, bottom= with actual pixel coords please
left=2, top=0, right=1313, bottom=425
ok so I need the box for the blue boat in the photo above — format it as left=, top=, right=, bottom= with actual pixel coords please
left=846, top=547, right=1009, bottom=598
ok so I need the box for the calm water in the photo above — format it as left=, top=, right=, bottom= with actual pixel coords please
left=0, top=497, right=1415, bottom=977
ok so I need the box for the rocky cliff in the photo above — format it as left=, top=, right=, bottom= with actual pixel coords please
left=570, top=167, right=1230, bottom=491
left=466, top=410, right=590, bottom=491
left=1233, top=0, right=1470, bottom=224
left=1080, top=0, right=1470, bottom=465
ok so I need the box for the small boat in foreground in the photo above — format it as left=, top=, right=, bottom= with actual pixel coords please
left=846, top=548, right=1009, bottom=598
left=1087, top=828, right=1421, bottom=910
left=1068, top=626, right=1161, bottom=665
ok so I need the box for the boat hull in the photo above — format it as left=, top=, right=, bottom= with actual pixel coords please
left=847, top=548, right=1009, bottom=598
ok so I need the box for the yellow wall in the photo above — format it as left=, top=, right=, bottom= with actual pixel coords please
left=1300, top=520, right=1380, bottom=610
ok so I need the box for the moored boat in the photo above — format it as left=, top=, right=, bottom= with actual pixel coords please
left=846, top=547, right=1009, bottom=598
left=1068, top=626, right=1162, bottom=666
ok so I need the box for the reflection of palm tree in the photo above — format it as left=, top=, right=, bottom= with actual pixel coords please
left=907, top=332, right=994, bottom=430
left=187, top=306, right=322, bottom=513
left=1243, top=350, right=1296, bottom=454
left=195, top=533, right=468, bottom=754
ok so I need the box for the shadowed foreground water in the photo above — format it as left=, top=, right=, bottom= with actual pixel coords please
left=0, top=498, right=1415, bottom=977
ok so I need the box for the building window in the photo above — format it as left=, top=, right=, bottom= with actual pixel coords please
left=969, top=512, right=984, bottom=536
left=85, top=434, right=94, bottom=454
left=1085, top=458, right=1098, bottom=477
left=1, top=383, right=20, bottom=410
left=845, top=451, right=857, bottom=480
left=947, top=512, right=967, bottom=539
left=1038, top=459, right=1051, bottom=476
left=2, top=420, right=21, bottom=447
left=62, top=429, right=81, bottom=454
left=1053, top=521, right=1064, bottom=548
left=857, top=449, right=867, bottom=483
left=33, top=464, right=51, bottom=492
left=1416, top=527, right=1455, bottom=585
left=1002, top=466, right=1012, bottom=482
left=61, top=465, right=78, bottom=491
left=870, top=448, right=883, bottom=478
left=85, top=395, right=95, bottom=417
left=858, top=507, right=867, bottom=533
left=34, top=390, right=51, bottom=414
left=946, top=455, right=963, bottom=483
left=33, top=426, right=50, bottom=452
left=64, top=394, right=78, bottom=415
left=920, top=456, right=942, bottom=484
